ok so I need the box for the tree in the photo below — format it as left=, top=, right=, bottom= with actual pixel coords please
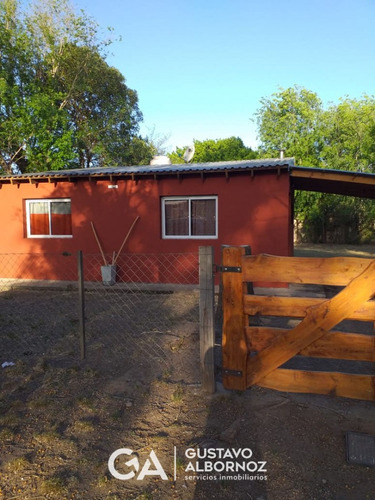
left=0, top=0, right=145, bottom=173
left=55, top=44, right=142, bottom=168
left=169, top=137, right=257, bottom=164
left=0, top=0, right=74, bottom=173
left=320, top=96, right=375, bottom=173
left=255, top=85, right=323, bottom=166
left=255, top=86, right=375, bottom=244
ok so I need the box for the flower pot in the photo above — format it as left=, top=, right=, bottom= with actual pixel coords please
left=101, top=264, right=117, bottom=285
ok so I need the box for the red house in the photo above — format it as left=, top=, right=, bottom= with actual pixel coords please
left=0, top=158, right=294, bottom=282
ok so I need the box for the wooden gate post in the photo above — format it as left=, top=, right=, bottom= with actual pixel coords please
left=222, top=246, right=248, bottom=390
left=199, top=246, right=216, bottom=393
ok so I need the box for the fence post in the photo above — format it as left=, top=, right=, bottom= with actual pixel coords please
left=77, top=250, right=86, bottom=360
left=199, top=246, right=216, bottom=394
left=221, top=246, right=247, bottom=390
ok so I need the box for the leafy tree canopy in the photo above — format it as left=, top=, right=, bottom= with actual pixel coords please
left=169, top=137, right=257, bottom=164
left=255, top=84, right=375, bottom=172
left=255, top=85, right=375, bottom=244
left=320, top=96, right=375, bottom=173
left=0, top=0, right=149, bottom=173
left=255, top=85, right=324, bottom=166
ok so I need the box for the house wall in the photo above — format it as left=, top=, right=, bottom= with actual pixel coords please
left=0, top=170, right=292, bottom=282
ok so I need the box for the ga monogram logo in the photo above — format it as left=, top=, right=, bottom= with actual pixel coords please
left=108, top=448, right=168, bottom=481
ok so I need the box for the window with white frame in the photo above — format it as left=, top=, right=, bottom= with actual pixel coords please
left=26, top=199, right=72, bottom=238
left=162, top=196, right=218, bottom=239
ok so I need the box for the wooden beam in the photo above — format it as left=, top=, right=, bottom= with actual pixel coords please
left=246, top=326, right=375, bottom=361
left=242, top=254, right=372, bottom=286
left=292, top=168, right=375, bottom=187
left=257, top=369, right=375, bottom=401
left=222, top=246, right=248, bottom=390
left=244, top=295, right=375, bottom=321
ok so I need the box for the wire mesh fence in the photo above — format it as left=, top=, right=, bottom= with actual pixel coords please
left=0, top=251, right=201, bottom=384
left=82, top=252, right=200, bottom=383
left=0, top=253, right=78, bottom=362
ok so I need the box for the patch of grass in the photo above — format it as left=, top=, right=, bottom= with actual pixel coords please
left=0, top=412, right=22, bottom=427
left=0, top=428, right=15, bottom=440
left=84, top=368, right=99, bottom=378
left=151, top=431, right=169, bottom=443
left=171, top=384, right=184, bottom=403
left=96, top=474, right=110, bottom=488
left=33, top=430, right=60, bottom=444
left=77, top=396, right=96, bottom=411
left=169, top=336, right=185, bottom=352
left=135, top=492, right=154, bottom=500
left=34, top=358, right=49, bottom=372
left=10, top=361, right=27, bottom=375
left=74, top=419, right=96, bottom=432
left=28, top=397, right=52, bottom=409
left=110, top=408, right=123, bottom=421
left=161, top=369, right=172, bottom=382
left=7, top=456, right=30, bottom=472
left=175, top=455, right=186, bottom=472
left=40, top=476, right=66, bottom=496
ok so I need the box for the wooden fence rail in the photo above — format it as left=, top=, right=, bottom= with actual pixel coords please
left=221, top=247, right=375, bottom=401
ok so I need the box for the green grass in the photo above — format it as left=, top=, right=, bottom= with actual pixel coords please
left=294, top=243, right=375, bottom=258
left=40, top=476, right=66, bottom=496
left=171, top=384, right=184, bottom=403
left=6, top=456, right=30, bottom=472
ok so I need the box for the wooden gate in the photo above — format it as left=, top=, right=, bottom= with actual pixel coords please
left=221, top=246, right=375, bottom=401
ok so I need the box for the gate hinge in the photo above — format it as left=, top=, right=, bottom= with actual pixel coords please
left=221, top=368, right=243, bottom=377
left=215, top=265, right=242, bottom=273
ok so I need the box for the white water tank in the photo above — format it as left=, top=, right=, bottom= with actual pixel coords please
left=150, top=156, right=171, bottom=166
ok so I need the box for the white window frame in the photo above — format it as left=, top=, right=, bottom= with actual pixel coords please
left=25, top=198, right=73, bottom=238
left=161, top=196, right=218, bottom=239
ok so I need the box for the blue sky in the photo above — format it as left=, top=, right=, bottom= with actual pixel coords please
left=73, top=0, right=375, bottom=152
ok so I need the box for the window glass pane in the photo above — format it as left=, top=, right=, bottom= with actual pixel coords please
left=51, top=202, right=72, bottom=235
left=27, top=200, right=72, bottom=237
left=30, top=201, right=48, bottom=215
left=191, top=199, right=216, bottom=236
left=51, top=201, right=71, bottom=214
left=29, top=202, right=49, bottom=235
left=165, top=200, right=189, bottom=235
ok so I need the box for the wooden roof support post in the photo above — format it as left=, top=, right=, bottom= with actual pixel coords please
left=221, top=246, right=248, bottom=390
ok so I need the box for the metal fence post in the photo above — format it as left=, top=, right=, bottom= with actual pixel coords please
left=199, top=246, right=216, bottom=393
left=77, top=250, right=86, bottom=360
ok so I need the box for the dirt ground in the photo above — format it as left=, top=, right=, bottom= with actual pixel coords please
left=1, top=244, right=375, bottom=499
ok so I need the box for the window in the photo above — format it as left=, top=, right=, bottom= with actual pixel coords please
left=26, top=199, right=72, bottom=238
left=162, top=196, right=217, bottom=239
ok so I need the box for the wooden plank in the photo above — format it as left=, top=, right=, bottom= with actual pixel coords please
left=247, top=260, right=375, bottom=386
left=199, top=246, right=216, bottom=394
left=244, top=294, right=375, bottom=321
left=222, top=246, right=248, bottom=390
left=291, top=168, right=375, bottom=187
left=242, top=254, right=373, bottom=286
left=257, top=368, right=375, bottom=402
left=246, top=326, right=375, bottom=361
